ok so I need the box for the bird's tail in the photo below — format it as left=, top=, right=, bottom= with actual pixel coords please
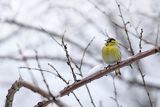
left=115, top=68, right=121, bottom=75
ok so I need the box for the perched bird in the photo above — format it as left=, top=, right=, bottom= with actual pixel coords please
left=102, top=38, right=121, bottom=75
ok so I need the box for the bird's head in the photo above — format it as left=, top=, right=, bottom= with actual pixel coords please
left=105, top=38, right=118, bottom=46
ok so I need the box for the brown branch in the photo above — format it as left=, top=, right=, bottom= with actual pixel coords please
left=58, top=46, right=160, bottom=97
left=5, top=80, right=67, bottom=107
left=34, top=100, right=53, bottom=107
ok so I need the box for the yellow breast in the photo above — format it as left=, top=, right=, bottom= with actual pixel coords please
left=102, top=45, right=121, bottom=64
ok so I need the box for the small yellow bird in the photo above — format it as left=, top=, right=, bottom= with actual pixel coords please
left=102, top=38, right=121, bottom=75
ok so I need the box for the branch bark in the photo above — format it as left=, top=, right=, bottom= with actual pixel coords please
left=59, top=46, right=160, bottom=97
left=5, top=80, right=67, bottom=107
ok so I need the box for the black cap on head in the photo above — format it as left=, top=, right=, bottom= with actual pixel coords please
left=106, top=38, right=115, bottom=43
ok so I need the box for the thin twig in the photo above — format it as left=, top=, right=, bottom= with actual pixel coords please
left=61, top=31, right=77, bottom=81
left=115, top=0, right=134, bottom=55
left=139, top=29, right=143, bottom=52
left=48, top=63, right=83, bottom=107
left=78, top=37, right=96, bottom=107
left=17, top=45, right=38, bottom=85
left=137, top=62, right=153, bottom=107
left=79, top=37, right=95, bottom=71
left=85, top=85, right=96, bottom=107
left=72, top=92, right=84, bottom=107
left=110, top=76, right=121, bottom=107
left=34, top=50, right=54, bottom=100
left=19, top=66, right=57, bottom=76
left=40, top=27, right=62, bottom=47
left=156, top=24, right=159, bottom=46
left=87, top=0, right=120, bottom=27
left=48, top=63, right=69, bottom=84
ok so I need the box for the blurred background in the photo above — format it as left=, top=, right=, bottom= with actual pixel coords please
left=1, top=0, right=160, bottom=107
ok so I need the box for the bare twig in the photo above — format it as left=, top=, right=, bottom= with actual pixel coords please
left=137, top=62, right=153, bottom=107
left=71, top=93, right=84, bottom=107
left=34, top=50, right=54, bottom=100
left=58, top=46, right=160, bottom=97
left=85, top=85, right=96, bottom=107
left=156, top=24, right=159, bottom=46
left=117, top=25, right=157, bottom=46
left=79, top=37, right=95, bottom=71
left=115, top=0, right=134, bottom=55
left=87, top=0, right=120, bottom=27
left=76, top=37, right=96, bottom=107
left=114, top=2, right=153, bottom=106
left=48, top=63, right=83, bottom=107
left=19, top=66, right=57, bottom=76
left=110, top=76, right=121, bottom=107
left=61, top=31, right=77, bottom=81
left=17, top=45, right=38, bottom=85
left=40, top=27, right=62, bottom=47
left=139, top=29, right=143, bottom=52
left=48, top=63, right=69, bottom=84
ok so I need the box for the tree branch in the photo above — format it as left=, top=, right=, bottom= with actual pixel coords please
left=5, top=80, right=67, bottom=107
left=58, top=46, right=160, bottom=97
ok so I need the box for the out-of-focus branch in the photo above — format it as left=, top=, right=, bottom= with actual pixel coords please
left=58, top=46, right=160, bottom=97
left=1, top=19, right=89, bottom=54
left=110, top=76, right=121, bottom=107
left=0, top=55, right=93, bottom=67
left=118, top=76, right=160, bottom=90
left=17, top=45, right=38, bottom=86
left=5, top=80, right=67, bottom=107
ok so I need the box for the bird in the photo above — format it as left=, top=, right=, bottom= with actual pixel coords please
left=101, top=38, right=121, bottom=75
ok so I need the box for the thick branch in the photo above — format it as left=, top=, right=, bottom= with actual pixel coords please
left=59, top=46, right=160, bottom=97
left=5, top=80, right=67, bottom=107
